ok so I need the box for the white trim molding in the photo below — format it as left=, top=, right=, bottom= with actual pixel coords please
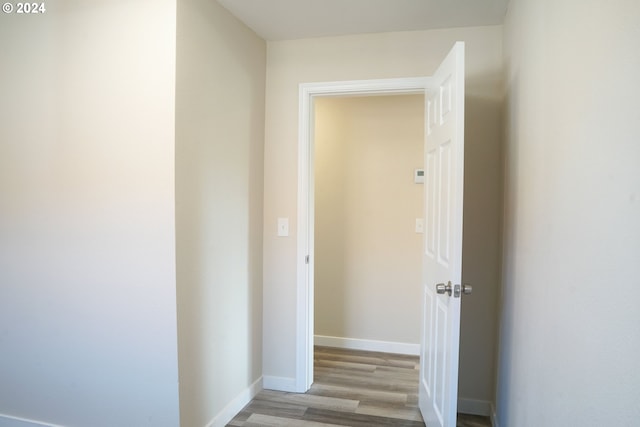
left=315, top=335, right=420, bottom=356
left=296, top=77, right=430, bottom=393
left=262, top=376, right=298, bottom=393
left=0, top=414, right=65, bottom=427
left=490, top=403, right=499, bottom=427
left=206, top=377, right=263, bottom=427
left=457, top=398, right=493, bottom=417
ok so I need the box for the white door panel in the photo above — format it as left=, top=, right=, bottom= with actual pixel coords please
left=419, top=42, right=465, bottom=427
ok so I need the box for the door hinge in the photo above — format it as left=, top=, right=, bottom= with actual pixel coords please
left=305, top=255, right=310, bottom=264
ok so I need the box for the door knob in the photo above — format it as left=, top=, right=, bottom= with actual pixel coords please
left=436, top=281, right=472, bottom=298
left=436, top=281, right=452, bottom=296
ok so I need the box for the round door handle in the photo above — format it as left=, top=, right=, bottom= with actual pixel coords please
left=436, top=281, right=471, bottom=298
left=436, top=281, right=452, bottom=296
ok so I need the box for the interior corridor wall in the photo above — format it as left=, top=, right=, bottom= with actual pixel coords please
left=498, top=0, right=640, bottom=425
left=175, top=0, right=266, bottom=426
left=0, top=2, right=179, bottom=425
left=314, top=95, right=424, bottom=350
left=263, top=25, right=503, bottom=406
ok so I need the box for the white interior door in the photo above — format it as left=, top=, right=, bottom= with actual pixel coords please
left=419, top=42, right=465, bottom=427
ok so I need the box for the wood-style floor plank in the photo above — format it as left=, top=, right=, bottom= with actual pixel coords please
left=227, top=346, right=490, bottom=427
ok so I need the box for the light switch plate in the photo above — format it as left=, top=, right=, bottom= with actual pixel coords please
left=415, top=218, right=424, bottom=233
left=277, top=218, right=289, bottom=237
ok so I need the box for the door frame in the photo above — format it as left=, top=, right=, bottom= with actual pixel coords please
left=296, top=77, right=430, bottom=391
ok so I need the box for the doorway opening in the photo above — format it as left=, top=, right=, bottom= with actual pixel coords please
left=296, top=78, right=429, bottom=392
left=313, top=93, right=425, bottom=362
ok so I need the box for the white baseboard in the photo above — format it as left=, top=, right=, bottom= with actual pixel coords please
left=0, top=414, right=64, bottom=427
left=458, top=398, right=492, bottom=416
left=206, top=377, right=263, bottom=427
left=314, top=335, right=420, bottom=356
left=490, top=403, right=499, bottom=427
left=262, top=376, right=298, bottom=392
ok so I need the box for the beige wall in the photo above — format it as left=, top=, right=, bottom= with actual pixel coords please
left=0, top=1, right=179, bottom=425
left=176, top=0, right=265, bottom=426
left=498, top=0, right=640, bottom=425
left=314, top=95, right=424, bottom=346
left=264, top=26, right=503, bottom=406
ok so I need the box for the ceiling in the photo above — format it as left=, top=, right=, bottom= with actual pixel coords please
left=216, top=0, right=509, bottom=41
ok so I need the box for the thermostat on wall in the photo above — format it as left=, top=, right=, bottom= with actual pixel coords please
left=414, top=169, right=424, bottom=184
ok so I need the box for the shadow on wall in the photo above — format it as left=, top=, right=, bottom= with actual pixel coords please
left=493, top=68, right=519, bottom=423
left=458, top=75, right=503, bottom=404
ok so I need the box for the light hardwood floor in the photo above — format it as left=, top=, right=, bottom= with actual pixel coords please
left=227, top=346, right=490, bottom=427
